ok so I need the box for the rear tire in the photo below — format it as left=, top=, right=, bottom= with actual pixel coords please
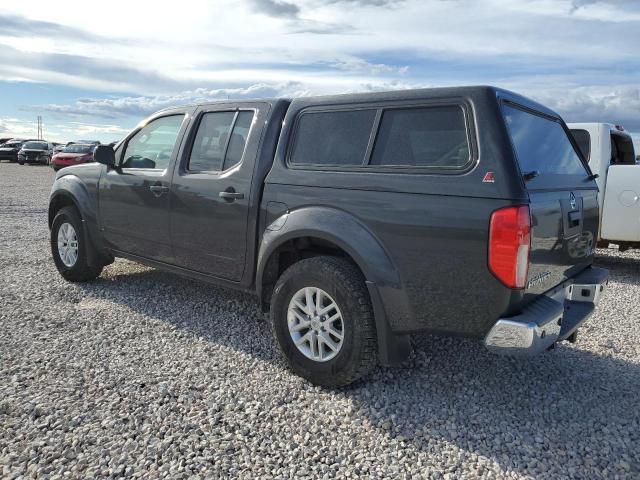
left=51, top=206, right=103, bottom=282
left=270, top=256, right=378, bottom=387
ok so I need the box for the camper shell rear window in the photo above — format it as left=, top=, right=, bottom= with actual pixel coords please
left=502, top=103, right=589, bottom=180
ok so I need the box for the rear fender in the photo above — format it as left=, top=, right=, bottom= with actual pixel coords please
left=257, top=206, right=411, bottom=365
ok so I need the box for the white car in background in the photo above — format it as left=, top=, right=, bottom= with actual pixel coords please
left=569, top=123, right=638, bottom=251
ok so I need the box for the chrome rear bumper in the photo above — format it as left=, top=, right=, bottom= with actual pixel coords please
left=484, top=266, right=608, bottom=356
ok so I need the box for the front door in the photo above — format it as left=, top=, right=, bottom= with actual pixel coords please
left=169, top=103, right=268, bottom=281
left=99, top=113, right=189, bottom=262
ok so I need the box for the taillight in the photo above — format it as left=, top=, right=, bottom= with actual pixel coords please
left=488, top=205, right=531, bottom=289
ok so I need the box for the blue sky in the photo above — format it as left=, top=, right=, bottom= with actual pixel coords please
left=0, top=0, right=639, bottom=147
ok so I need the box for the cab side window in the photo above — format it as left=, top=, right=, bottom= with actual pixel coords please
left=371, top=106, right=470, bottom=168
left=188, top=111, right=255, bottom=172
left=122, top=115, right=185, bottom=170
left=224, top=111, right=254, bottom=170
left=290, top=109, right=376, bottom=166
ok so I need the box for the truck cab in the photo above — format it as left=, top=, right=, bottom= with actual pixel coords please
left=569, top=123, right=639, bottom=250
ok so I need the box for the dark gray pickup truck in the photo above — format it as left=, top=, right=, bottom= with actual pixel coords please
left=49, top=86, right=608, bottom=386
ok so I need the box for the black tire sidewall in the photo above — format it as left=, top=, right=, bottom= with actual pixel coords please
left=51, top=207, right=89, bottom=279
left=271, top=260, right=369, bottom=380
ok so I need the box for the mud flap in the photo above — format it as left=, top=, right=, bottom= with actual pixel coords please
left=366, top=281, right=411, bottom=366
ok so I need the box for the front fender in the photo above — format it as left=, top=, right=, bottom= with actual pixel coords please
left=49, top=171, right=108, bottom=265
left=257, top=206, right=412, bottom=364
left=49, top=174, right=96, bottom=227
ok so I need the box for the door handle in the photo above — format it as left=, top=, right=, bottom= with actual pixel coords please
left=149, top=184, right=169, bottom=196
left=219, top=191, right=244, bottom=201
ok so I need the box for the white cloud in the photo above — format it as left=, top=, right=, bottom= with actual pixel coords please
left=0, top=0, right=639, bottom=143
left=0, top=116, right=128, bottom=143
left=0, top=118, right=40, bottom=139
left=31, top=85, right=304, bottom=119
left=2, top=0, right=638, bottom=94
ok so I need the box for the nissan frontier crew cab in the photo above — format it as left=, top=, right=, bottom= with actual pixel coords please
left=49, top=86, right=608, bottom=387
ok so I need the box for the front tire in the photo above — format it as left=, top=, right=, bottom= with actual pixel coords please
left=51, top=206, right=103, bottom=282
left=270, top=256, right=378, bottom=387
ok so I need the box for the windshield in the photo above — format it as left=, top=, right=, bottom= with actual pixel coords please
left=23, top=141, right=48, bottom=149
left=3, top=141, right=23, bottom=148
left=63, top=144, right=93, bottom=154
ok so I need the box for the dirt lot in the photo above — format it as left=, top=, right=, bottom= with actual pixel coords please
left=1, top=161, right=638, bottom=479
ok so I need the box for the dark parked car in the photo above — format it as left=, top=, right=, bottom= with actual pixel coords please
left=51, top=144, right=95, bottom=171
left=0, top=139, right=27, bottom=162
left=18, top=141, right=53, bottom=165
left=48, top=86, right=608, bottom=386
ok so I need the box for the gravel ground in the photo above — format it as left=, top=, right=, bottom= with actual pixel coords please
left=0, top=161, right=638, bottom=479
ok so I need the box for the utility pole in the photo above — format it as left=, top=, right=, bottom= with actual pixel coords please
left=37, top=116, right=43, bottom=140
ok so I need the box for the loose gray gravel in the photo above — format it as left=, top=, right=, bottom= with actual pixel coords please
left=0, top=161, right=638, bottom=479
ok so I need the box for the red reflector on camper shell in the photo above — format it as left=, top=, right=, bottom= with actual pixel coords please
left=482, top=172, right=495, bottom=183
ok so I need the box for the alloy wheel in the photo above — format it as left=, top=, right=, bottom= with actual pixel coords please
left=287, top=287, right=344, bottom=362
left=57, top=222, right=79, bottom=267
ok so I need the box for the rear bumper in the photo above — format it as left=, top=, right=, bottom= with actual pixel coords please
left=21, top=156, right=47, bottom=164
left=52, top=160, right=82, bottom=168
left=484, top=266, right=608, bottom=355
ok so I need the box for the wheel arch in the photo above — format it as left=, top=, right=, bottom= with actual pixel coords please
left=49, top=190, right=81, bottom=228
left=256, top=207, right=400, bottom=301
left=256, top=207, right=411, bottom=365
left=49, top=175, right=111, bottom=267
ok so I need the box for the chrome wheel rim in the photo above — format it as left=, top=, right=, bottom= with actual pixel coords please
left=57, top=222, right=78, bottom=267
left=287, top=287, right=344, bottom=362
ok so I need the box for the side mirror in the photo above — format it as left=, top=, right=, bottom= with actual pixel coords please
left=94, top=145, right=116, bottom=167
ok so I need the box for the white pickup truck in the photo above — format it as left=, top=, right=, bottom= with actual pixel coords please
left=569, top=123, right=638, bottom=251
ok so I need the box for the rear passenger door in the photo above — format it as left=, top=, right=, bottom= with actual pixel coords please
left=169, top=102, right=267, bottom=280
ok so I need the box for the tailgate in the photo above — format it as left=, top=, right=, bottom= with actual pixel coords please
left=502, top=103, right=599, bottom=295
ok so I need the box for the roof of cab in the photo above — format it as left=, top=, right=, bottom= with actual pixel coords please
left=153, top=86, right=560, bottom=120
left=286, top=85, right=561, bottom=118
left=154, top=98, right=291, bottom=116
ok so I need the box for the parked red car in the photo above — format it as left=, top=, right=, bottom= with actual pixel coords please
left=51, top=144, right=96, bottom=171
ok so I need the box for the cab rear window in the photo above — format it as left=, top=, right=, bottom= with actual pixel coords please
left=503, top=104, right=588, bottom=177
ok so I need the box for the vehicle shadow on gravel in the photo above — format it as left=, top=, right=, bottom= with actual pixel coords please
left=346, top=334, right=639, bottom=477
left=595, top=251, right=640, bottom=286
left=77, top=264, right=638, bottom=478
left=76, top=266, right=283, bottom=363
